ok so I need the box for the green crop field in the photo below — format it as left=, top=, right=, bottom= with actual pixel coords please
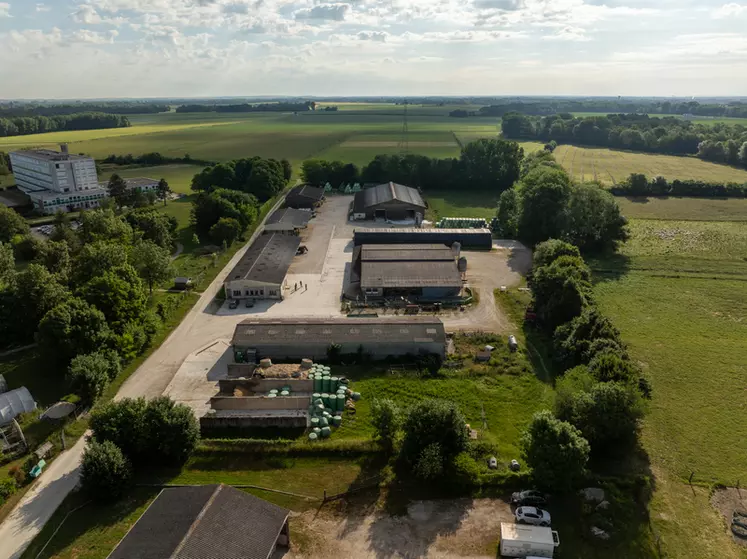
left=616, top=196, right=747, bottom=222
left=554, top=144, right=747, bottom=185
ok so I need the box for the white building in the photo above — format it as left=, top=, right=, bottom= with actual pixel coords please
left=9, top=144, right=108, bottom=214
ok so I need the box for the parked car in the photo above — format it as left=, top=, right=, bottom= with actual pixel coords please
left=514, top=506, right=551, bottom=527
left=228, top=299, right=239, bottom=309
left=511, top=490, right=548, bottom=506
left=245, top=299, right=254, bottom=308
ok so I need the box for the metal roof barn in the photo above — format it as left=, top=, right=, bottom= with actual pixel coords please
left=352, top=182, right=426, bottom=221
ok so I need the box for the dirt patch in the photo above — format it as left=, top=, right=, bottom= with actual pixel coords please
left=286, top=498, right=512, bottom=558
left=711, top=487, right=747, bottom=546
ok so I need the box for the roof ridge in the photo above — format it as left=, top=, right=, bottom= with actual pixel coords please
left=170, top=485, right=223, bottom=559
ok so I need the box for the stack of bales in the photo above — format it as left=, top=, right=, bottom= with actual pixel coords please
left=267, top=386, right=292, bottom=398
left=437, top=217, right=489, bottom=229
left=307, top=365, right=361, bottom=441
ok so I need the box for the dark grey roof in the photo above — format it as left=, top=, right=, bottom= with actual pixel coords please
left=11, top=149, right=91, bottom=162
left=353, top=182, right=425, bottom=212
left=225, top=233, right=299, bottom=285
left=265, top=208, right=311, bottom=228
left=361, top=261, right=463, bottom=288
left=361, top=244, right=455, bottom=262
left=232, top=317, right=446, bottom=346
left=108, top=485, right=289, bottom=559
left=287, top=185, right=324, bottom=202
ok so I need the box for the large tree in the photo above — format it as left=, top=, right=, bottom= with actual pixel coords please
left=106, top=173, right=129, bottom=207
left=131, top=240, right=173, bottom=294
left=517, top=166, right=572, bottom=246
left=0, top=242, right=15, bottom=289
left=34, top=240, right=71, bottom=283
left=73, top=241, right=129, bottom=286
left=80, top=264, right=148, bottom=330
left=37, top=297, right=111, bottom=367
left=531, top=255, right=592, bottom=330
left=566, top=184, right=628, bottom=252
left=68, top=352, right=113, bottom=401
left=460, top=138, right=523, bottom=192
left=156, top=178, right=171, bottom=206
left=126, top=208, right=175, bottom=249
left=401, top=399, right=468, bottom=478
left=78, top=209, right=133, bottom=244
left=370, top=398, right=402, bottom=451
left=521, top=410, right=590, bottom=492
left=15, top=263, right=71, bottom=339
left=209, top=217, right=242, bottom=246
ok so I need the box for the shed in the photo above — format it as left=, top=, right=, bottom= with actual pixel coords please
left=173, top=277, right=193, bottom=290
left=232, top=317, right=447, bottom=360
left=107, top=484, right=290, bottom=559
left=224, top=233, right=300, bottom=300
left=0, top=387, right=36, bottom=425
left=499, top=522, right=560, bottom=558
left=352, top=182, right=426, bottom=221
left=285, top=184, right=325, bottom=209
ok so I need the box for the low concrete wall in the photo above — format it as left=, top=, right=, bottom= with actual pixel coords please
left=211, top=395, right=310, bottom=411
left=218, top=378, right=313, bottom=395
left=201, top=415, right=307, bottom=429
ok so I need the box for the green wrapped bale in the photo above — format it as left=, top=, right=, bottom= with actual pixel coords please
left=320, top=426, right=331, bottom=438
left=308, top=432, right=318, bottom=441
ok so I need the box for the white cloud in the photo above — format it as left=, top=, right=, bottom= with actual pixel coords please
left=0, top=2, right=10, bottom=18
left=35, top=3, right=51, bottom=12
left=712, top=3, right=747, bottom=17
left=295, top=3, right=350, bottom=21
left=357, top=30, right=389, bottom=42
left=542, top=25, right=590, bottom=41
left=68, top=29, right=119, bottom=44
left=72, top=4, right=127, bottom=25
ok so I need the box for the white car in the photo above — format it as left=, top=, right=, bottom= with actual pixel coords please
left=514, top=506, right=551, bottom=527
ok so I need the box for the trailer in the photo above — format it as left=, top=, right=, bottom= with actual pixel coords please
left=499, top=523, right=559, bottom=558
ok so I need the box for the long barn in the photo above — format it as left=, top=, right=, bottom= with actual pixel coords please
left=353, top=227, right=493, bottom=249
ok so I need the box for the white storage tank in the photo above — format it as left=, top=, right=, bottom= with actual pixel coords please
left=499, top=523, right=559, bottom=558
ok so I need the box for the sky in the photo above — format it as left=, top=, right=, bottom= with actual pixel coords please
left=1, top=0, right=747, bottom=99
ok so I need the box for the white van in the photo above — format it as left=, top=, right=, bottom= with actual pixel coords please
left=500, top=522, right=560, bottom=558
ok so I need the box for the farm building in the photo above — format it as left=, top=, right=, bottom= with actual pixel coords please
left=224, top=233, right=299, bottom=300
left=263, top=207, right=311, bottom=234
left=353, top=227, right=493, bottom=249
left=285, top=184, right=325, bottom=209
left=107, top=484, right=290, bottom=559
left=352, top=182, right=426, bottom=221
left=232, top=317, right=447, bottom=361
left=352, top=244, right=463, bottom=299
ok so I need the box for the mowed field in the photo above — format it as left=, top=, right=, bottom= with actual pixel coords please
left=554, top=144, right=747, bottom=185
left=591, top=219, right=747, bottom=558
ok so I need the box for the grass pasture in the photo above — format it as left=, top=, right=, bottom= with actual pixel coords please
left=424, top=190, right=498, bottom=221
left=106, top=164, right=204, bottom=195
left=616, top=196, right=747, bottom=222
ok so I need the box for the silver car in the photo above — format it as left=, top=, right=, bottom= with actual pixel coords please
left=514, top=506, right=551, bottom=527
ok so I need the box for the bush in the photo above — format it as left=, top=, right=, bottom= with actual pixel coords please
left=80, top=441, right=132, bottom=502
left=452, top=451, right=481, bottom=487
left=588, top=349, right=640, bottom=383
left=413, top=443, right=444, bottom=481
left=90, top=398, right=148, bottom=461
left=0, top=477, right=17, bottom=501
left=67, top=352, right=113, bottom=401
left=8, top=465, right=25, bottom=486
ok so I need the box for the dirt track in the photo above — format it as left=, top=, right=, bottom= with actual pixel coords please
left=286, top=498, right=513, bottom=559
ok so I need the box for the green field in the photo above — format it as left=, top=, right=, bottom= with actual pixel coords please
left=554, top=144, right=747, bottom=185
left=616, top=196, right=747, bottom=221
left=106, top=164, right=203, bottom=195
left=592, top=219, right=747, bottom=557
left=425, top=190, right=498, bottom=222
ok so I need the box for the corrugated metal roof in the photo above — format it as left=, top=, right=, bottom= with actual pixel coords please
left=500, top=522, right=556, bottom=546
left=109, top=485, right=289, bottom=559
left=354, top=183, right=426, bottom=212
left=225, top=233, right=300, bottom=285
left=287, top=184, right=324, bottom=202
left=361, top=244, right=455, bottom=262
left=361, top=261, right=463, bottom=288
left=265, top=208, right=311, bottom=228
left=232, top=317, right=446, bottom=346
left=0, top=387, right=36, bottom=425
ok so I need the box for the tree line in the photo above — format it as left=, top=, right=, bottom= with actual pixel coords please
left=189, top=156, right=291, bottom=246
left=611, top=173, right=747, bottom=198
left=501, top=112, right=747, bottom=167
left=494, top=150, right=629, bottom=253
left=102, top=152, right=215, bottom=167
left=175, top=102, right=315, bottom=113
left=302, top=138, right=524, bottom=193
left=466, top=99, right=747, bottom=118
left=0, top=112, right=131, bottom=137
left=0, top=204, right=178, bottom=401
left=0, top=103, right=169, bottom=118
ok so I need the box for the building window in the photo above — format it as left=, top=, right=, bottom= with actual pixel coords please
left=245, top=290, right=251, bottom=296
left=269, top=290, right=278, bottom=296
left=232, top=290, right=241, bottom=297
